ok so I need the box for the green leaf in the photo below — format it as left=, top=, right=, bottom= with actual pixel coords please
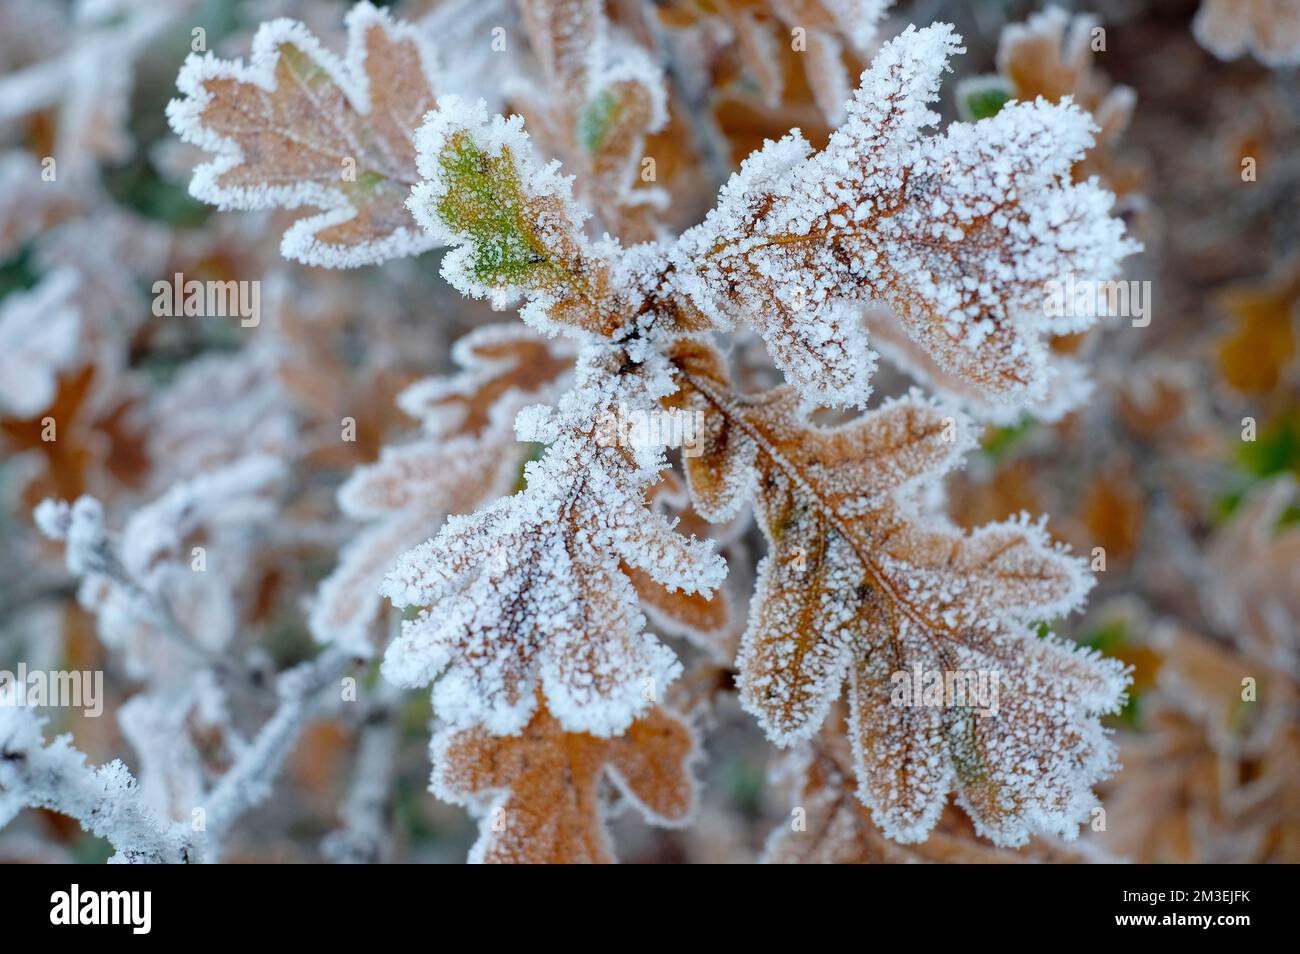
left=436, top=132, right=552, bottom=287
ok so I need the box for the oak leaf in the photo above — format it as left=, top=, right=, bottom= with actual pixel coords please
left=670, top=339, right=1126, bottom=845
left=381, top=349, right=726, bottom=737
left=764, top=714, right=1108, bottom=863
left=311, top=325, right=574, bottom=655
left=664, top=23, right=1136, bottom=410
left=432, top=700, right=697, bottom=863
left=167, top=2, right=440, bottom=266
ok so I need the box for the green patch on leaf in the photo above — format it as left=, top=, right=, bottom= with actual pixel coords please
left=436, top=132, right=553, bottom=288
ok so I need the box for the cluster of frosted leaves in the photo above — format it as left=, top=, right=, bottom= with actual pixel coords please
left=405, top=24, right=1134, bottom=414
left=994, top=7, right=1136, bottom=148
left=311, top=325, right=574, bottom=656
left=1095, top=618, right=1300, bottom=863
left=166, top=2, right=440, bottom=267
left=381, top=347, right=726, bottom=737
left=669, top=340, right=1128, bottom=845
left=121, top=458, right=287, bottom=671
left=512, top=0, right=668, bottom=239
left=663, top=23, right=1136, bottom=411
left=431, top=697, right=697, bottom=863
left=979, top=6, right=1144, bottom=211
left=763, top=717, right=1106, bottom=863
left=1194, top=0, right=1300, bottom=67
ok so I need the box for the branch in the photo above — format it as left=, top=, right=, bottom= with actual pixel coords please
left=0, top=703, right=194, bottom=864
left=322, top=682, right=402, bottom=864
left=200, top=647, right=356, bottom=851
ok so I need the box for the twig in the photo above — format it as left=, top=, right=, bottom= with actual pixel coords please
left=200, top=647, right=356, bottom=855
left=322, top=681, right=403, bottom=864
left=0, top=704, right=194, bottom=864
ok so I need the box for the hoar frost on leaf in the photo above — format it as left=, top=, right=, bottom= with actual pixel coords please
left=661, top=23, right=1137, bottom=411
left=407, top=95, right=630, bottom=336
left=166, top=2, right=440, bottom=267
left=670, top=340, right=1128, bottom=845
left=140, top=0, right=1140, bottom=862
left=381, top=347, right=725, bottom=737
left=311, top=324, right=574, bottom=656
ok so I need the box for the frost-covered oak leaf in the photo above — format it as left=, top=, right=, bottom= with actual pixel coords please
left=763, top=723, right=1099, bottom=863
left=311, top=325, right=574, bottom=656
left=432, top=700, right=697, bottom=863
left=167, top=2, right=439, bottom=267
left=408, top=97, right=629, bottom=337
left=670, top=340, right=1127, bottom=845
left=381, top=349, right=726, bottom=737
left=663, top=23, right=1136, bottom=410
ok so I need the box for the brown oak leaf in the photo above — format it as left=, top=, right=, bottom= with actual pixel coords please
left=311, top=324, right=574, bottom=655
left=670, top=339, right=1125, bottom=846
left=431, top=700, right=698, bottom=863
left=167, top=2, right=439, bottom=266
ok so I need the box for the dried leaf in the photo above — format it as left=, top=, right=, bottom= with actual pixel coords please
left=311, top=325, right=574, bottom=655
left=432, top=700, right=697, bottom=863
left=671, top=339, right=1125, bottom=845
left=664, top=24, right=1136, bottom=409
left=381, top=349, right=726, bottom=736
left=1194, top=0, right=1300, bottom=68
left=167, top=2, right=440, bottom=266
